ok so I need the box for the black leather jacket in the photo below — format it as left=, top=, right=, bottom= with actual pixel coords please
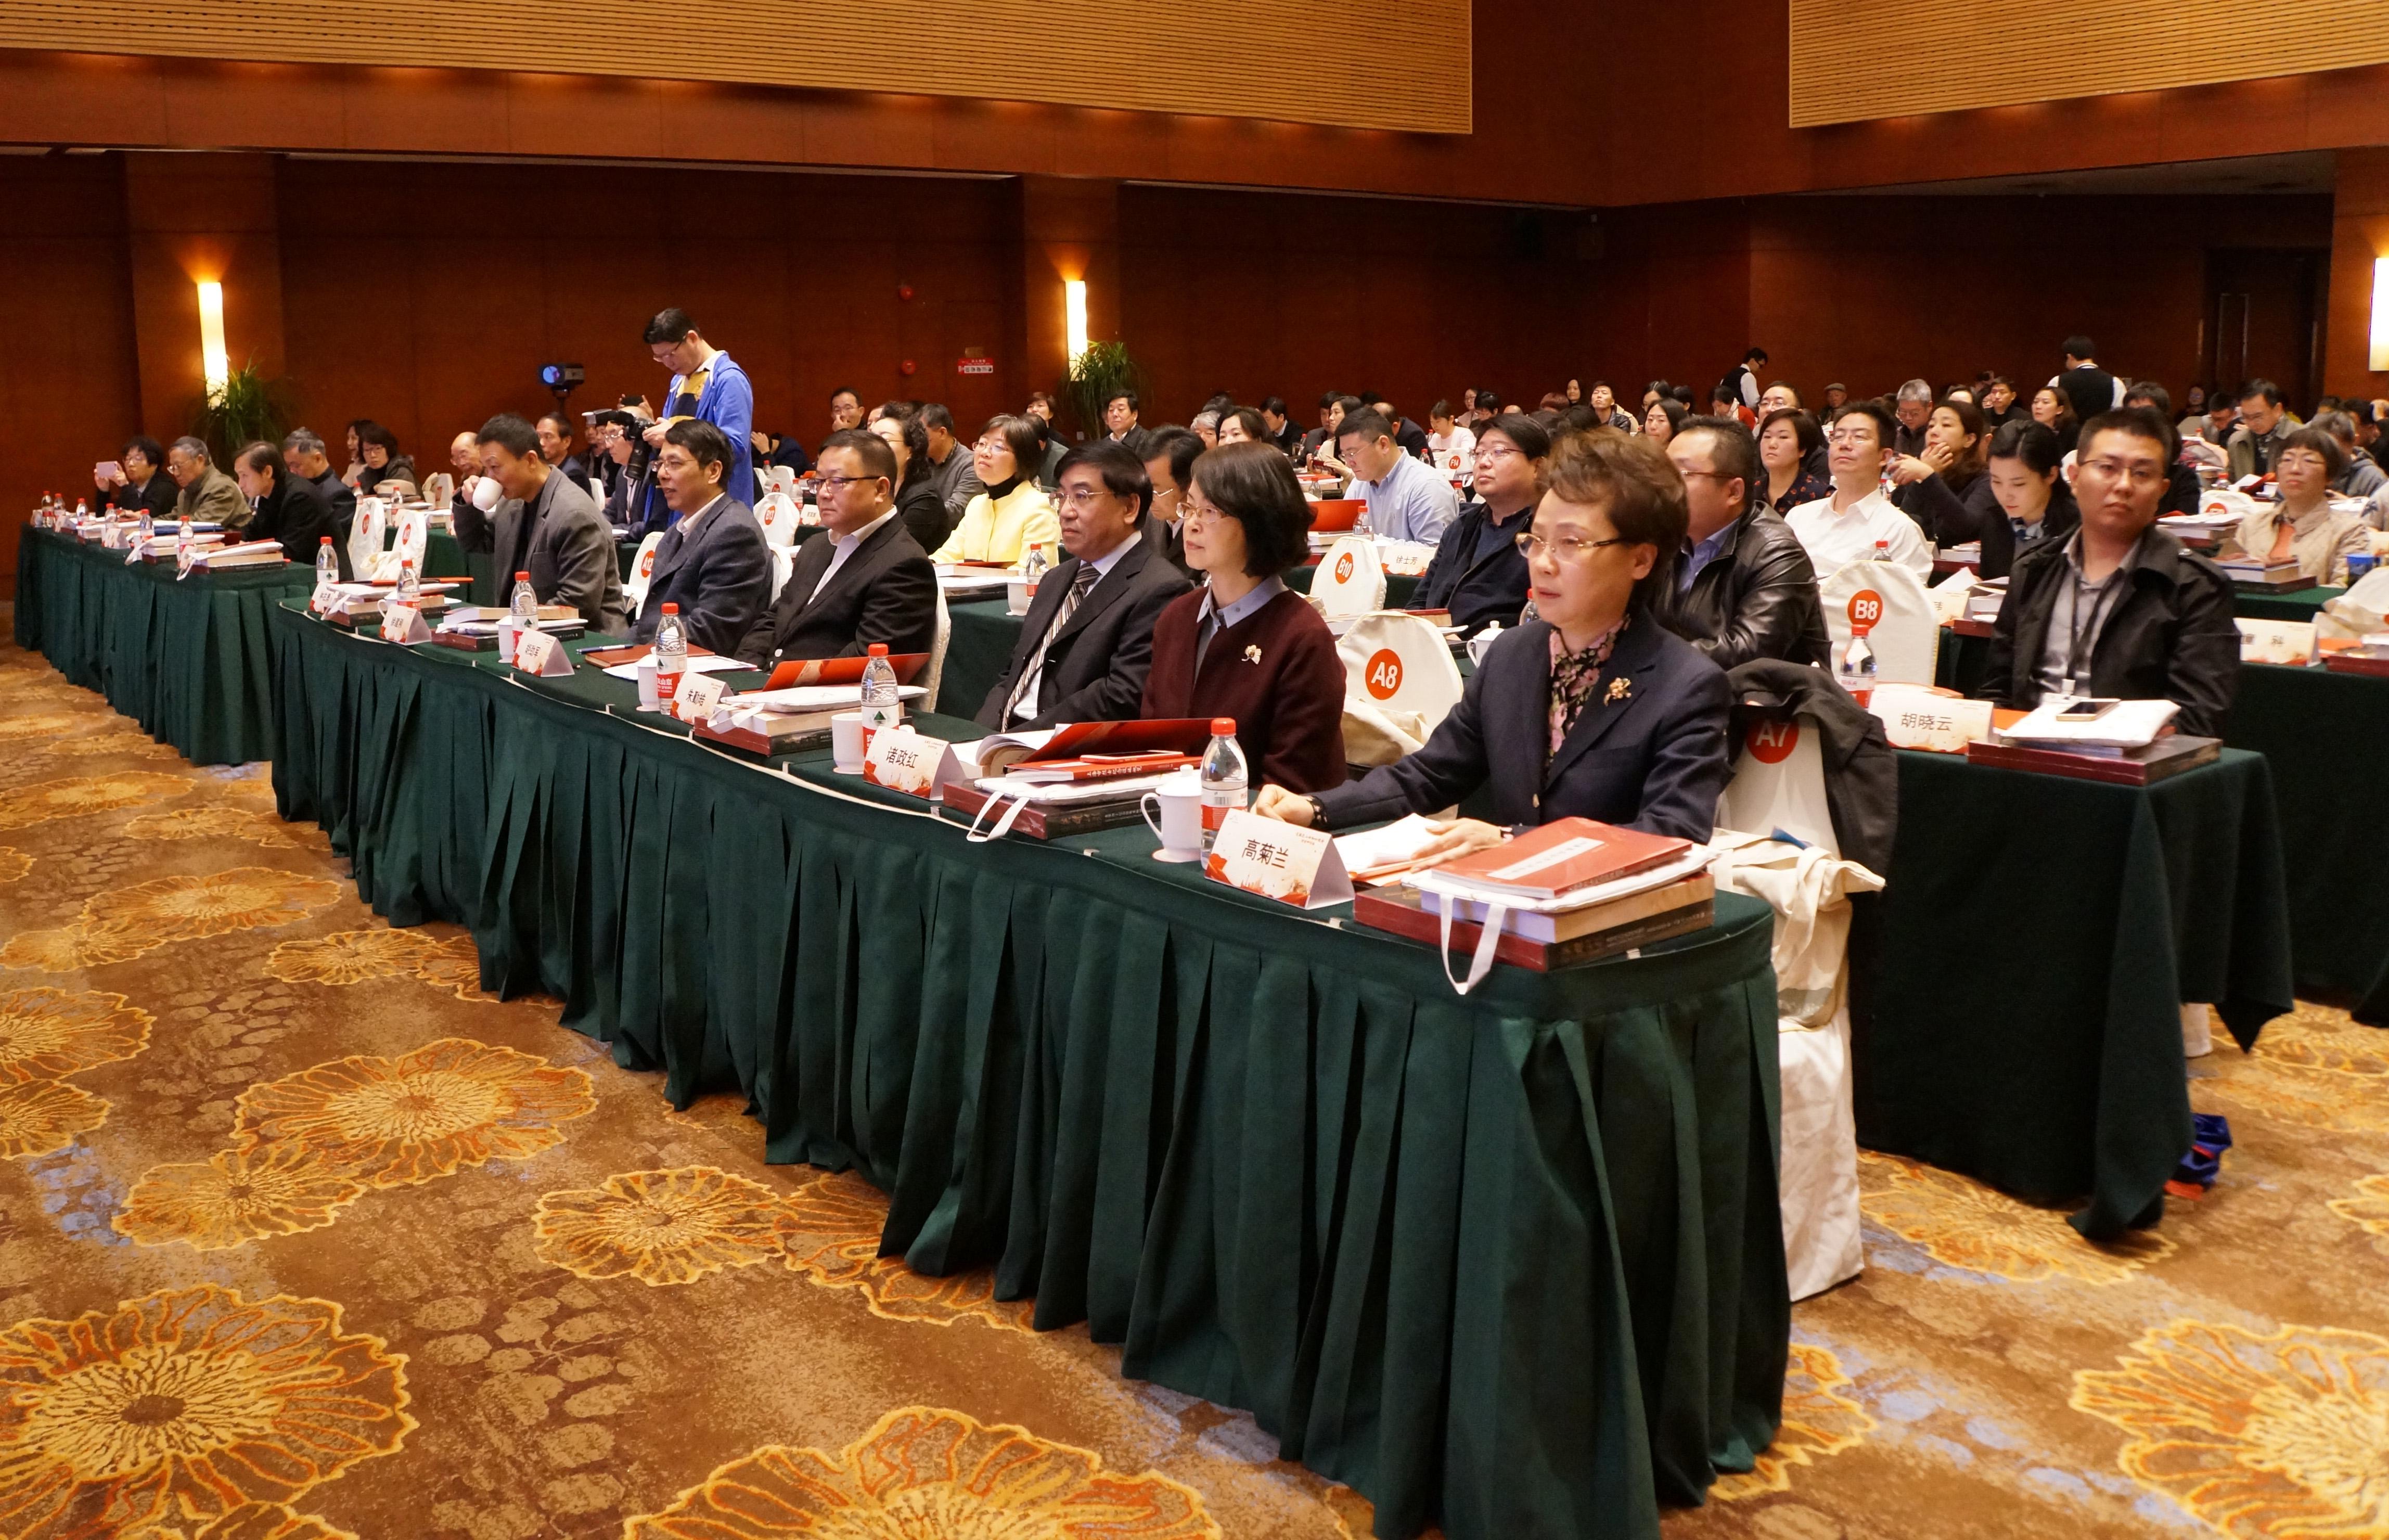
left=1979, top=526, right=2239, bottom=737
left=1661, top=505, right=1830, bottom=670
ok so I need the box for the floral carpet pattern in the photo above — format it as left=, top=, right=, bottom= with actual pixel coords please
left=7, top=635, right=2389, bottom=1539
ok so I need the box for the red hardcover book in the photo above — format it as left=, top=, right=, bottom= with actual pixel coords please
left=1353, top=887, right=1713, bottom=972
left=761, top=653, right=929, bottom=689
left=1963, top=735, right=2220, bottom=786
left=1004, top=751, right=1200, bottom=784
left=940, top=780, right=1150, bottom=840
left=978, top=718, right=1218, bottom=776
left=1429, top=817, right=1691, bottom=901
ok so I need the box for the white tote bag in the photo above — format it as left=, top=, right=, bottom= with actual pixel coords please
left=1820, top=558, right=1940, bottom=687
left=1314, top=535, right=1387, bottom=619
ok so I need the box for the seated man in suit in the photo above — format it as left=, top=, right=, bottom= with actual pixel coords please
left=631, top=420, right=772, bottom=652
left=978, top=440, right=1192, bottom=730
left=1661, top=416, right=1829, bottom=669
left=1253, top=428, right=1730, bottom=850
left=281, top=428, right=357, bottom=537
left=1980, top=408, right=2239, bottom=737
left=458, top=414, right=630, bottom=632
left=232, top=441, right=343, bottom=572
left=165, top=437, right=250, bottom=529
left=734, top=430, right=937, bottom=667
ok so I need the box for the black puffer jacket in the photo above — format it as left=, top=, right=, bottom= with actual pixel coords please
left=1722, top=657, right=1898, bottom=876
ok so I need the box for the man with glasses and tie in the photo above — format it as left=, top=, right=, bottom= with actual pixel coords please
left=974, top=441, right=1191, bottom=730
left=1980, top=409, right=2239, bottom=737
left=733, top=430, right=937, bottom=667
left=630, top=421, right=772, bottom=652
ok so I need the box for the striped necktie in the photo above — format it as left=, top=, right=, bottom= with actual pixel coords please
left=1004, top=561, right=1101, bottom=727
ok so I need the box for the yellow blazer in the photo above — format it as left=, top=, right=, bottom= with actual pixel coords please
left=931, top=481, right=1059, bottom=565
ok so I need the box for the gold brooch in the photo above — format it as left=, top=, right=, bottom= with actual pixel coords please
left=1604, top=677, right=1631, bottom=704
left=1243, top=645, right=1263, bottom=664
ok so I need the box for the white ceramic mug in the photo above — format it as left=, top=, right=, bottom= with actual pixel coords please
left=830, top=711, right=868, bottom=773
left=1140, top=773, right=1204, bottom=863
left=634, top=657, right=659, bottom=711
left=469, top=474, right=503, bottom=512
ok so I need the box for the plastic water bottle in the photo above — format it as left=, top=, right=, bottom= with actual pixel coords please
left=652, top=602, right=687, bottom=711
left=859, top=641, right=902, bottom=733
left=1020, top=542, right=1048, bottom=599
left=1199, top=716, right=1249, bottom=849
left=315, top=536, right=337, bottom=584
left=73, top=497, right=88, bottom=520
left=1838, top=621, right=1878, bottom=707
left=1873, top=538, right=1890, bottom=563
left=510, top=569, right=539, bottom=661
left=137, top=507, right=154, bottom=549
left=175, top=514, right=194, bottom=563
left=392, top=558, right=418, bottom=610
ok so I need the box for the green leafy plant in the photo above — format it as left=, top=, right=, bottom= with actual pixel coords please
left=1063, top=342, right=1146, bottom=442
left=188, top=360, right=299, bottom=464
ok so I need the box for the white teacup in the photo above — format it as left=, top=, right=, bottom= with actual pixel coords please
left=1140, top=772, right=1204, bottom=863
left=830, top=711, right=869, bottom=773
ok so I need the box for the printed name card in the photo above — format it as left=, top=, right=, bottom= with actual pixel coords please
left=671, top=672, right=726, bottom=722
left=379, top=601, right=432, bottom=643
left=511, top=629, right=577, bottom=677
left=1203, top=808, right=1353, bottom=910
left=862, top=725, right=955, bottom=799
left=2237, top=618, right=2316, bottom=666
left=1867, top=687, right=1993, bottom=753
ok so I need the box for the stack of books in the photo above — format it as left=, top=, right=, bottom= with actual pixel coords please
left=430, top=605, right=587, bottom=652
left=187, top=540, right=288, bottom=571
left=1966, top=697, right=2218, bottom=785
left=1353, top=817, right=1715, bottom=971
left=2216, top=556, right=2308, bottom=592
left=939, top=719, right=1216, bottom=839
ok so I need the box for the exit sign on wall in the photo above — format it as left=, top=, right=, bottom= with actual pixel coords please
left=956, top=356, right=994, bottom=376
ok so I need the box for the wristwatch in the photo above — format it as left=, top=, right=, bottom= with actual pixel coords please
left=1304, top=794, right=1329, bottom=830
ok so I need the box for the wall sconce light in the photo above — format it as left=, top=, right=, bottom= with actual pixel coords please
left=1064, top=279, right=1089, bottom=363
left=196, top=280, right=229, bottom=402
left=2372, top=258, right=2389, bottom=371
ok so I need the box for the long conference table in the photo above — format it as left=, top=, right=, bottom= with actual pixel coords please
left=256, top=599, right=1788, bottom=1540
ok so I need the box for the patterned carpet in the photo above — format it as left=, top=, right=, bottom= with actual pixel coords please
left=1, top=634, right=2385, bottom=1539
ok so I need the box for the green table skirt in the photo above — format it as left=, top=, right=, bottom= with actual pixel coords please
left=2222, top=664, right=2389, bottom=1021
left=1863, top=749, right=2292, bottom=1238
left=266, top=602, right=1789, bottom=1540
left=12, top=525, right=312, bottom=764
left=2234, top=585, right=2341, bottom=622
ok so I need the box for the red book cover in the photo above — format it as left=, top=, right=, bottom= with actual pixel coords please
left=1013, top=719, right=1218, bottom=765
left=1430, top=817, right=1690, bottom=900
left=762, top=653, right=929, bottom=689
left=1005, top=751, right=1200, bottom=784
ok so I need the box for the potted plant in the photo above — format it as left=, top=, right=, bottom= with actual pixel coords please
left=189, top=361, right=300, bottom=464
left=1064, top=342, right=1146, bottom=443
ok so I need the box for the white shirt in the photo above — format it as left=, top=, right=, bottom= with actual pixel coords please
left=1427, top=426, right=1477, bottom=487
left=1784, top=487, right=1932, bottom=580
left=807, top=508, right=897, bottom=606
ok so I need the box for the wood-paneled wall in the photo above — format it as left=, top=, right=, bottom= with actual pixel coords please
left=0, top=0, right=1471, bottom=133
left=1789, top=0, right=2389, bottom=127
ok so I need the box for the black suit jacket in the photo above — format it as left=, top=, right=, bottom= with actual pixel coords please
left=307, top=470, right=357, bottom=538
left=733, top=512, right=938, bottom=666
left=248, top=474, right=348, bottom=576
left=1662, top=506, right=1829, bottom=670
left=1978, top=527, right=2239, bottom=737
left=1316, top=610, right=1731, bottom=844
left=453, top=472, right=630, bottom=632
left=632, top=496, right=773, bottom=653
left=1141, top=514, right=1193, bottom=577
left=102, top=473, right=178, bottom=521
left=974, top=531, right=1191, bottom=729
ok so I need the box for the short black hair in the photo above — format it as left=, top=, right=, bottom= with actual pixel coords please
left=1758, top=406, right=1825, bottom=464
left=2238, top=378, right=2284, bottom=407
left=2276, top=425, right=2348, bottom=481
left=1316, top=392, right=1339, bottom=409
left=1556, top=404, right=1601, bottom=433
left=236, top=441, right=281, bottom=479
left=122, top=435, right=165, bottom=468
left=829, top=385, right=860, bottom=405
left=1055, top=439, right=1151, bottom=521
left=476, top=413, right=542, bottom=457
left=1744, top=347, right=1768, bottom=364
left=1142, top=426, right=1204, bottom=493
left=1475, top=391, right=1503, bottom=413
left=1479, top=411, right=1551, bottom=462
left=2077, top=408, right=2172, bottom=465
left=536, top=409, right=574, bottom=439
left=1544, top=429, right=1689, bottom=619
left=1200, top=392, right=1238, bottom=416
left=1103, top=389, right=1140, bottom=414
left=356, top=421, right=401, bottom=455
left=1830, top=399, right=1897, bottom=446
left=2123, top=381, right=2173, bottom=417
left=1337, top=408, right=1393, bottom=445
left=1644, top=398, right=1687, bottom=435
left=820, top=427, right=897, bottom=484
left=663, top=419, right=733, bottom=484
left=1221, top=406, right=1270, bottom=444
left=918, top=402, right=955, bottom=433
left=642, top=307, right=698, bottom=345
left=2062, top=334, right=2097, bottom=359
left=1189, top=441, right=1313, bottom=577
left=1675, top=415, right=1761, bottom=515
left=1261, top=395, right=1289, bottom=417
left=1430, top=399, right=1453, bottom=419
left=1986, top=419, right=2063, bottom=476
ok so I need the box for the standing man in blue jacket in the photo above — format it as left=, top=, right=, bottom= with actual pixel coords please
left=639, top=307, right=754, bottom=527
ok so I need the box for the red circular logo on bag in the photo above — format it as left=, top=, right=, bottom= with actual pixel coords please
left=1334, top=551, right=1355, bottom=582
left=1846, top=589, right=1882, bottom=632
left=1748, top=720, right=1799, bottom=764
left=639, top=550, right=657, bottom=578
left=1364, top=649, right=1404, bottom=700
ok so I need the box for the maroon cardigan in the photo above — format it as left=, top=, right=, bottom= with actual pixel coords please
left=1141, top=585, right=1347, bottom=794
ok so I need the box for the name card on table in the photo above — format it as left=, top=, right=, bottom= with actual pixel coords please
left=863, top=725, right=959, bottom=798
left=1867, top=685, right=1993, bottom=753
left=511, top=629, right=577, bottom=677
left=1203, top=808, right=1353, bottom=909
left=379, top=601, right=433, bottom=643
left=671, top=672, right=726, bottom=722
left=2236, top=617, right=2316, bottom=666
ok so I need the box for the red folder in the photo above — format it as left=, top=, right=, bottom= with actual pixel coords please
left=761, top=652, right=929, bottom=689
left=1432, top=817, right=1690, bottom=900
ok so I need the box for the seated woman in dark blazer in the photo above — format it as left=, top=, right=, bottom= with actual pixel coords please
left=1254, top=428, right=1729, bottom=852
left=1141, top=441, right=1347, bottom=794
